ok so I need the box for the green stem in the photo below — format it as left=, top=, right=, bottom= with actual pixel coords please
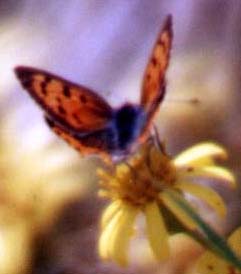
left=164, top=189, right=241, bottom=270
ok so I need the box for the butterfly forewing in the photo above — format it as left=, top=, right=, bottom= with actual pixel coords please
left=15, top=66, right=113, bottom=132
left=141, top=15, right=172, bottom=115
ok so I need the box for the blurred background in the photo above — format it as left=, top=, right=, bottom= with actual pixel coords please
left=0, top=1, right=241, bottom=273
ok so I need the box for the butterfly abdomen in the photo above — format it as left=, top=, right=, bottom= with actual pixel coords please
left=114, top=104, right=145, bottom=151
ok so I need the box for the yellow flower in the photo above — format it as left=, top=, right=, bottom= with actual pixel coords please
left=196, top=226, right=241, bottom=274
left=97, top=142, right=235, bottom=266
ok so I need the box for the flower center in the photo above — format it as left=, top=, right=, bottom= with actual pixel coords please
left=98, top=143, right=177, bottom=207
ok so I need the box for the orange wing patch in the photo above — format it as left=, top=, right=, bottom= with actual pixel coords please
left=45, top=117, right=111, bottom=161
left=141, top=15, right=172, bottom=112
left=15, top=66, right=113, bottom=132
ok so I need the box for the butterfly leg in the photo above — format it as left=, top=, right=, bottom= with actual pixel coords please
left=152, top=125, right=167, bottom=155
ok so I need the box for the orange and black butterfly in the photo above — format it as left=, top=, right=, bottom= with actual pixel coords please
left=15, top=15, right=173, bottom=160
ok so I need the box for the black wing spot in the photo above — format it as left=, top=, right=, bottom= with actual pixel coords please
left=45, top=75, right=51, bottom=83
left=80, top=94, right=87, bottom=104
left=58, top=105, right=66, bottom=115
left=158, top=39, right=164, bottom=46
left=63, top=85, right=71, bottom=97
left=56, top=97, right=62, bottom=103
left=151, top=57, right=157, bottom=66
left=40, top=81, right=47, bottom=95
left=72, top=113, right=82, bottom=123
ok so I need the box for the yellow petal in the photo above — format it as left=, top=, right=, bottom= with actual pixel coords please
left=175, top=182, right=227, bottom=218
left=160, top=192, right=198, bottom=230
left=98, top=207, right=122, bottom=260
left=182, top=166, right=236, bottom=189
left=97, top=168, right=113, bottom=181
left=116, top=164, right=131, bottom=181
left=98, top=189, right=110, bottom=198
left=144, top=202, right=170, bottom=260
left=197, top=250, right=239, bottom=274
left=110, top=203, right=138, bottom=266
left=174, top=143, right=227, bottom=167
left=228, top=227, right=241, bottom=257
left=196, top=227, right=241, bottom=274
left=101, top=200, right=122, bottom=229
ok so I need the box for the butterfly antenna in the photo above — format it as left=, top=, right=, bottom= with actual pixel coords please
left=151, top=126, right=166, bottom=155
left=165, top=97, right=200, bottom=105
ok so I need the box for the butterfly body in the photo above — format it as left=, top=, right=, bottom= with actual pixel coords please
left=46, top=103, right=146, bottom=156
left=113, top=104, right=146, bottom=152
left=15, top=15, right=173, bottom=160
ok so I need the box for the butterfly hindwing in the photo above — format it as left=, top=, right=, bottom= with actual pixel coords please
left=140, top=15, right=172, bottom=118
left=15, top=66, right=113, bottom=132
left=45, top=116, right=116, bottom=159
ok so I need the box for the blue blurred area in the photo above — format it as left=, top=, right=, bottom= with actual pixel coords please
left=0, top=0, right=240, bottom=226
left=0, top=1, right=240, bottom=108
left=1, top=0, right=241, bottom=100
left=1, top=1, right=241, bottom=178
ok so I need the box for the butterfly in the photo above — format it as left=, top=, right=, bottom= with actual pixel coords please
left=14, top=15, right=173, bottom=161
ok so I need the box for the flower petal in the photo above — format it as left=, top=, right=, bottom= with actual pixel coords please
left=97, top=168, right=113, bottom=181
left=160, top=192, right=198, bottom=230
left=175, top=181, right=227, bottom=218
left=181, top=166, right=236, bottom=189
left=197, top=250, right=239, bottom=274
left=116, top=164, right=131, bottom=181
left=197, top=227, right=241, bottom=274
left=174, top=143, right=227, bottom=167
left=144, top=202, right=170, bottom=260
left=109, top=203, right=138, bottom=266
left=98, top=206, right=122, bottom=260
left=101, top=200, right=122, bottom=229
left=228, top=227, right=241, bottom=257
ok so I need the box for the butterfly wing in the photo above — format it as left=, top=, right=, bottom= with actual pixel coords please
left=15, top=66, right=113, bottom=132
left=140, top=15, right=173, bottom=122
left=45, top=116, right=116, bottom=160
